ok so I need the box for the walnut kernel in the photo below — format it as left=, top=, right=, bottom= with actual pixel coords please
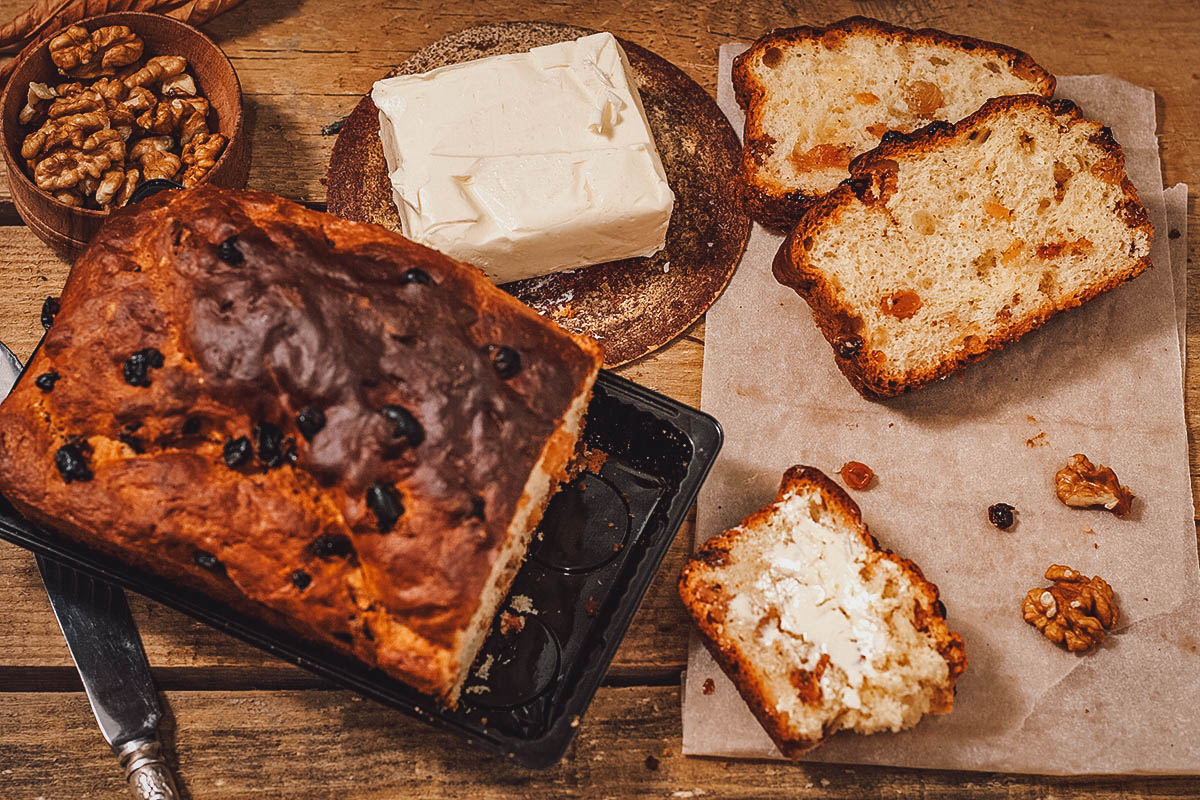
left=1021, top=565, right=1118, bottom=652
left=1055, top=454, right=1134, bottom=516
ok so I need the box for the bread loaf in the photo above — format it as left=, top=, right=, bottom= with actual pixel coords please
left=0, top=185, right=603, bottom=705
left=773, top=95, right=1153, bottom=398
left=734, top=17, right=1054, bottom=227
left=679, top=466, right=966, bottom=757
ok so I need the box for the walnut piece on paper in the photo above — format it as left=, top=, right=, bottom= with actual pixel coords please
left=1022, top=564, right=1118, bottom=652
left=1055, top=453, right=1134, bottom=516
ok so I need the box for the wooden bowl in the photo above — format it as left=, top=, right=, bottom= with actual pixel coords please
left=0, top=12, right=249, bottom=257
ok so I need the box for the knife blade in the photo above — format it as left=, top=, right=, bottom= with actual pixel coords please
left=0, top=339, right=179, bottom=800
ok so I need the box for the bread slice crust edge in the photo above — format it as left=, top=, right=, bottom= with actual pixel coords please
left=772, top=94, right=1155, bottom=400
left=678, top=466, right=967, bottom=758
left=732, top=16, right=1056, bottom=229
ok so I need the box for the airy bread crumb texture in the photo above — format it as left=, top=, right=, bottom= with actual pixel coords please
left=778, top=96, right=1153, bottom=398
left=680, top=467, right=965, bottom=757
left=734, top=17, right=1053, bottom=225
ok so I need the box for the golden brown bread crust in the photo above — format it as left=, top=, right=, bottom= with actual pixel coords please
left=733, top=16, right=1056, bottom=229
left=0, top=185, right=602, bottom=701
left=772, top=94, right=1155, bottom=400
left=679, top=466, right=967, bottom=757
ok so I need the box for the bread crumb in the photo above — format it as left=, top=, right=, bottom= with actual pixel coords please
left=1025, top=431, right=1048, bottom=447
left=702, top=677, right=716, bottom=695
left=475, top=653, right=494, bottom=681
left=509, top=595, right=537, bottom=615
left=499, top=611, right=524, bottom=635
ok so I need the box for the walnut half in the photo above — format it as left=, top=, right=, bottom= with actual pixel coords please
left=1022, top=565, right=1118, bottom=652
left=1055, top=454, right=1134, bottom=516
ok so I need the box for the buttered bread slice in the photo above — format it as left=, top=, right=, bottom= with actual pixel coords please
left=774, top=95, right=1154, bottom=399
left=679, top=467, right=966, bottom=757
left=733, top=17, right=1054, bottom=227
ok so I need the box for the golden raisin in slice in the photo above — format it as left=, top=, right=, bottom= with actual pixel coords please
left=840, top=461, right=874, bottom=490
left=761, top=46, right=783, bottom=67
left=789, top=143, right=853, bottom=171
left=903, top=80, right=944, bottom=116
left=984, top=200, right=1012, bottom=220
left=854, top=92, right=879, bottom=105
left=865, top=123, right=891, bottom=138
left=880, top=289, right=922, bottom=320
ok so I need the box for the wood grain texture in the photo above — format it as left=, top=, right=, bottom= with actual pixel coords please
left=0, top=0, right=1197, bottom=796
left=3, top=687, right=1200, bottom=799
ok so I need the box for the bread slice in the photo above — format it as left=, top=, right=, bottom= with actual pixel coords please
left=679, top=466, right=966, bottom=757
left=773, top=95, right=1154, bottom=399
left=734, top=17, right=1054, bottom=228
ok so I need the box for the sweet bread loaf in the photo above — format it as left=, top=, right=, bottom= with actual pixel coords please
left=773, top=95, right=1153, bottom=398
left=0, top=185, right=602, bottom=704
left=733, top=17, right=1054, bottom=228
left=679, top=466, right=966, bottom=757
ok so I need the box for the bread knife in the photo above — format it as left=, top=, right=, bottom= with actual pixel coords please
left=0, top=339, right=180, bottom=800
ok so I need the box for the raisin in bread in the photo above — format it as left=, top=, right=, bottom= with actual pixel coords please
left=0, top=185, right=602, bottom=705
left=679, top=466, right=966, bottom=757
left=774, top=95, right=1154, bottom=399
left=734, top=17, right=1054, bottom=228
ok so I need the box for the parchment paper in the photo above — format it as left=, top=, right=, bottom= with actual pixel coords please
left=682, top=44, right=1199, bottom=775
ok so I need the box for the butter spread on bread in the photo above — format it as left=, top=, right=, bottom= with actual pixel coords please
left=680, top=466, right=966, bottom=757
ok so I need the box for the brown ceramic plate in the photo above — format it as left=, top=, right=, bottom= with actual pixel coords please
left=326, top=21, right=749, bottom=367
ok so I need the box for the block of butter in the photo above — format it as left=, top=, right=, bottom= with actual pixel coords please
left=371, top=32, right=676, bottom=284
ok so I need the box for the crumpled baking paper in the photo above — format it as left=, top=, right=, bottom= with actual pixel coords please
left=682, top=44, right=1197, bottom=775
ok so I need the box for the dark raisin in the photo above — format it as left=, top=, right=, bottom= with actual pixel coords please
left=880, top=130, right=908, bottom=144
left=835, top=335, right=863, bottom=359
left=181, top=416, right=202, bottom=436
left=217, top=235, right=244, bottom=265
left=40, top=297, right=60, bottom=330
left=290, top=569, right=312, bottom=590
left=122, top=348, right=164, bottom=387
left=54, top=443, right=92, bottom=482
left=333, top=632, right=353, bottom=644
left=284, top=439, right=298, bottom=464
left=119, top=432, right=144, bottom=454
left=400, top=267, right=430, bottom=285
left=296, top=406, right=326, bottom=441
left=310, top=533, right=353, bottom=559
left=988, top=503, right=1016, bottom=530
left=34, top=371, right=60, bottom=392
left=254, top=422, right=285, bottom=467
left=223, top=436, right=252, bottom=468
left=486, top=345, right=521, bottom=379
left=366, top=482, right=404, bottom=532
left=846, top=177, right=872, bottom=202
left=193, top=549, right=224, bottom=573
left=926, top=121, right=953, bottom=135
left=379, top=405, right=424, bottom=447
left=469, top=496, right=485, bottom=520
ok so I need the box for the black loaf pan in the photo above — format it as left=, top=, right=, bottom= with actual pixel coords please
left=0, top=365, right=722, bottom=768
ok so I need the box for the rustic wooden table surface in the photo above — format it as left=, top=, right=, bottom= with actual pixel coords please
left=0, top=0, right=1196, bottom=797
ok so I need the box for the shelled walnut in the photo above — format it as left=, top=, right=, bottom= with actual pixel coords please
left=19, top=25, right=226, bottom=210
left=1055, top=454, right=1134, bottom=516
left=1021, top=565, right=1118, bottom=653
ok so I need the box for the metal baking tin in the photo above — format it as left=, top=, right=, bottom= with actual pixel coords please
left=0, top=369, right=721, bottom=767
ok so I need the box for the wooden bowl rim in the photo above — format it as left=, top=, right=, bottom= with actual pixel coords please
left=0, top=10, right=245, bottom=220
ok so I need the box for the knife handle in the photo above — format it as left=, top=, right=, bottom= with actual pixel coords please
left=116, top=738, right=180, bottom=800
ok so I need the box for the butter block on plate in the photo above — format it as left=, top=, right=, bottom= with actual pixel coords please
left=371, top=32, right=675, bottom=283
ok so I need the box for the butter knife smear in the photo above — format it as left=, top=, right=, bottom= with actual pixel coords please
left=372, top=32, right=675, bottom=284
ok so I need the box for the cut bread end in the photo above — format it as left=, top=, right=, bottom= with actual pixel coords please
left=733, top=16, right=1054, bottom=228
left=774, top=95, right=1153, bottom=399
left=679, top=466, right=966, bottom=757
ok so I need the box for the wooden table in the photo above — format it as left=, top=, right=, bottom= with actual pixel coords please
left=0, top=1, right=1196, bottom=796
